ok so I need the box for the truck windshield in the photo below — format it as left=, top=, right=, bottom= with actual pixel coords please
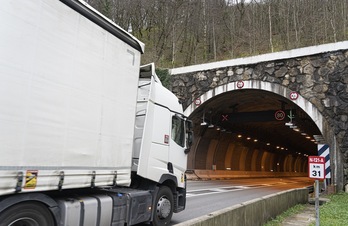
left=171, top=115, right=185, bottom=147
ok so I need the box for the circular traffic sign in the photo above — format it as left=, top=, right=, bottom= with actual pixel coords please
left=237, top=81, right=244, bottom=89
left=194, top=98, right=201, bottom=106
left=274, top=110, right=286, bottom=121
left=289, top=91, right=299, bottom=100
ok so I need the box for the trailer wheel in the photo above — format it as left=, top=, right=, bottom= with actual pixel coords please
left=0, top=202, right=55, bottom=226
left=152, top=186, right=174, bottom=226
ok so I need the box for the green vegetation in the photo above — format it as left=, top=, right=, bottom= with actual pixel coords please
left=264, top=193, right=348, bottom=226
left=155, top=68, right=171, bottom=89
left=311, top=193, right=348, bottom=226
left=263, top=204, right=305, bottom=226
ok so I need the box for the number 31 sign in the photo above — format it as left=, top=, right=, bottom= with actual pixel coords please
left=308, top=156, right=325, bottom=180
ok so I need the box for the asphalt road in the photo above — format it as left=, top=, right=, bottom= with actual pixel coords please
left=170, top=177, right=313, bottom=225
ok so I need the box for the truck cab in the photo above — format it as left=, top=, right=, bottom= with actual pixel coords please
left=132, top=63, right=192, bottom=224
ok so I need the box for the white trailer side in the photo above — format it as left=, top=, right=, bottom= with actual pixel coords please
left=0, top=0, right=144, bottom=195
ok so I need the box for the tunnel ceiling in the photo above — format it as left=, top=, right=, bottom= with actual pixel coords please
left=190, top=89, right=322, bottom=156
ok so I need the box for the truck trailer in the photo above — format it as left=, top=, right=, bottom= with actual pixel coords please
left=0, top=0, right=192, bottom=225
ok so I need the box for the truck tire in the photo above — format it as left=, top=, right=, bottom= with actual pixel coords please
left=152, top=186, right=174, bottom=226
left=0, top=202, right=55, bottom=226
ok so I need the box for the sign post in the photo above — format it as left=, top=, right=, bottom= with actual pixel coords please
left=308, top=156, right=325, bottom=226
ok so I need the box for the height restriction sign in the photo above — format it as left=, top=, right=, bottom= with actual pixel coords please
left=308, top=156, right=325, bottom=180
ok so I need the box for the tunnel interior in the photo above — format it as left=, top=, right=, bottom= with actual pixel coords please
left=188, top=89, right=322, bottom=174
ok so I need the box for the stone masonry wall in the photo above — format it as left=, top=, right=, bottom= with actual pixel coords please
left=171, top=50, right=348, bottom=188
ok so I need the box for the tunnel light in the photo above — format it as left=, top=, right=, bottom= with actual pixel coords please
left=237, top=134, right=242, bottom=138
left=254, top=139, right=258, bottom=142
left=301, top=132, right=307, bottom=136
left=277, top=163, right=280, bottom=166
left=216, top=127, right=221, bottom=131
left=247, top=137, right=251, bottom=140
left=306, top=136, right=311, bottom=139
left=281, top=147, right=284, bottom=150
left=266, top=143, right=271, bottom=146
left=276, top=146, right=280, bottom=149
left=201, top=121, right=207, bottom=126
left=285, top=122, right=293, bottom=126
left=293, top=128, right=300, bottom=132
left=208, top=124, right=214, bottom=128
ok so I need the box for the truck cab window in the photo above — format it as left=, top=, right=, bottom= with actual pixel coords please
left=171, top=115, right=185, bottom=147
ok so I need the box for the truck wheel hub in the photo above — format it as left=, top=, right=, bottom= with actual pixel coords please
left=156, top=197, right=171, bottom=219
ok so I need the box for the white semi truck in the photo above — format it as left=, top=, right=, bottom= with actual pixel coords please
left=0, top=0, right=192, bottom=225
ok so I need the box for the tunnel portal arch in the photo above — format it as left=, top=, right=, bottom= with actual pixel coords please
left=171, top=42, right=348, bottom=191
left=184, top=80, right=333, bottom=181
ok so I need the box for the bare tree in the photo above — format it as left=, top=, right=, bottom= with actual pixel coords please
left=268, top=2, right=274, bottom=52
left=87, top=0, right=348, bottom=68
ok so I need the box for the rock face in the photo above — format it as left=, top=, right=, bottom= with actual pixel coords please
left=171, top=49, right=348, bottom=189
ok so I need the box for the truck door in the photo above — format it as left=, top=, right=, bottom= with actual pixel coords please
left=168, top=114, right=187, bottom=185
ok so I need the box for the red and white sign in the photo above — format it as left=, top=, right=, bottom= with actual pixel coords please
left=274, top=110, right=285, bottom=121
left=237, top=81, right=244, bottom=89
left=194, top=98, right=201, bottom=106
left=289, top=91, right=299, bottom=100
left=308, top=156, right=325, bottom=180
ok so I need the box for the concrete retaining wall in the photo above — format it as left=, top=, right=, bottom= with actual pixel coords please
left=187, top=170, right=307, bottom=180
left=176, top=188, right=308, bottom=226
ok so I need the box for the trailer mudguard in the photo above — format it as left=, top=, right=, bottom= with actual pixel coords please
left=0, top=193, right=60, bottom=225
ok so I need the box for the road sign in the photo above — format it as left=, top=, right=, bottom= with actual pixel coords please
left=274, top=110, right=285, bottom=121
left=308, top=156, right=325, bottom=180
left=221, top=114, right=228, bottom=121
left=237, top=81, right=244, bottom=89
left=289, top=91, right=299, bottom=100
left=194, top=98, right=201, bottom=106
left=287, top=109, right=295, bottom=121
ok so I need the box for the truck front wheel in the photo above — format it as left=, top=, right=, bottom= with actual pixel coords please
left=152, top=186, right=174, bottom=226
left=0, top=202, right=55, bottom=226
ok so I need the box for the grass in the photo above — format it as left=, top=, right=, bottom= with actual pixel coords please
left=310, top=192, right=348, bottom=226
left=263, top=204, right=306, bottom=226
left=264, top=193, right=348, bottom=226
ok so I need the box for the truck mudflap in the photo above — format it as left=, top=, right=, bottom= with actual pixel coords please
left=174, top=187, right=186, bottom=213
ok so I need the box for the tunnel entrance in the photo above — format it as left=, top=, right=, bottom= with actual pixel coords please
left=186, top=82, right=323, bottom=177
